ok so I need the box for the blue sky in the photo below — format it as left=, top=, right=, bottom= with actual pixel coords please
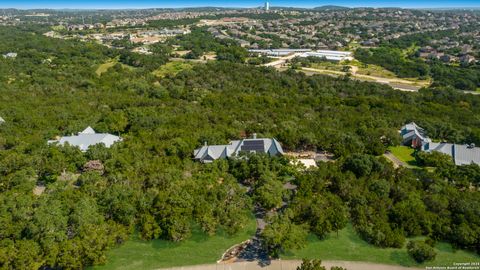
left=0, top=0, right=479, bottom=9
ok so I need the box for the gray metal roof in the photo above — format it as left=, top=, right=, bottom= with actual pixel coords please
left=48, top=127, right=122, bottom=152
left=401, top=122, right=429, bottom=142
left=193, top=137, right=284, bottom=163
left=427, top=142, right=480, bottom=166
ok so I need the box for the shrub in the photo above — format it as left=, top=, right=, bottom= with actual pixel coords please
left=407, top=240, right=437, bottom=263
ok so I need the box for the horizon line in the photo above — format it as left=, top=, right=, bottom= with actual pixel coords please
left=1, top=5, right=480, bottom=10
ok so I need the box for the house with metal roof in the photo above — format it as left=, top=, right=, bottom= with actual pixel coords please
left=48, top=126, right=122, bottom=152
left=193, top=134, right=284, bottom=163
left=426, top=142, right=480, bottom=166
left=400, top=122, right=480, bottom=166
left=400, top=122, right=431, bottom=151
left=2, top=52, right=17, bottom=59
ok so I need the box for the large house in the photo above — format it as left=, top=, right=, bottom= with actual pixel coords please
left=401, top=122, right=480, bottom=166
left=193, top=134, right=284, bottom=163
left=426, top=142, right=480, bottom=166
left=48, top=126, right=122, bottom=152
left=400, top=122, right=431, bottom=151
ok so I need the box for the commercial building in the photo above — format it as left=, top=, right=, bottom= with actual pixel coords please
left=248, top=49, right=311, bottom=57
left=299, top=50, right=353, bottom=61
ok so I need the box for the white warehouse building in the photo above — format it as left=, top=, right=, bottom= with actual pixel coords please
left=300, top=50, right=353, bottom=61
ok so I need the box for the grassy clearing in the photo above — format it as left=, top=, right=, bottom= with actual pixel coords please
left=355, top=63, right=398, bottom=78
left=348, top=59, right=430, bottom=85
left=388, top=146, right=417, bottom=166
left=310, top=62, right=346, bottom=72
left=96, top=58, right=134, bottom=76
left=152, top=61, right=194, bottom=78
left=91, top=218, right=256, bottom=270
left=96, top=59, right=119, bottom=76
left=283, top=224, right=480, bottom=267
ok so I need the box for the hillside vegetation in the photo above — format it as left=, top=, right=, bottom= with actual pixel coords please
left=0, top=25, right=479, bottom=269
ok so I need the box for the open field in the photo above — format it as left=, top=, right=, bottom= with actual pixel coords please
left=283, top=224, right=480, bottom=267
left=310, top=62, right=347, bottom=72
left=153, top=61, right=194, bottom=77
left=96, top=58, right=134, bottom=76
left=300, top=67, right=422, bottom=92
left=91, top=218, right=256, bottom=270
left=347, top=60, right=430, bottom=86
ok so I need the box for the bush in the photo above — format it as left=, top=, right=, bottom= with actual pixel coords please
left=407, top=240, right=437, bottom=263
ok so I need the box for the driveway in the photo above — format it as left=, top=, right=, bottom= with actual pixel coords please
left=155, top=260, right=423, bottom=270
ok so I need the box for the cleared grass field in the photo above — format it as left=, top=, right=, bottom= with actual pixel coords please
left=283, top=224, right=480, bottom=267
left=310, top=62, right=346, bottom=72
left=153, top=61, right=194, bottom=78
left=90, top=218, right=256, bottom=270
left=96, top=58, right=134, bottom=76
left=96, top=60, right=119, bottom=76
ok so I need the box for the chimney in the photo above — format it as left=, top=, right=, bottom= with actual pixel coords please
left=204, top=141, right=208, bottom=146
left=253, top=133, right=257, bottom=139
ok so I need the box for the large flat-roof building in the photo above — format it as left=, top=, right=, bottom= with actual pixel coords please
left=299, top=50, right=353, bottom=61
left=249, top=49, right=311, bottom=57
left=193, top=134, right=284, bottom=163
left=48, top=126, right=122, bottom=152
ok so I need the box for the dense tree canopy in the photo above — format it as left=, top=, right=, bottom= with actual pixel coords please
left=0, top=25, right=479, bottom=268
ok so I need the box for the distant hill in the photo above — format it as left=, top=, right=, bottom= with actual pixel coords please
left=313, top=5, right=350, bottom=10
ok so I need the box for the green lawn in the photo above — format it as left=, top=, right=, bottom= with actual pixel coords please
left=283, top=224, right=480, bottom=267
left=388, top=146, right=417, bottom=166
left=90, top=218, right=256, bottom=270
left=152, top=61, right=194, bottom=78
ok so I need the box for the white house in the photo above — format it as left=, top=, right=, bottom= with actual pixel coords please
left=48, top=126, right=122, bottom=152
left=2, top=52, right=17, bottom=59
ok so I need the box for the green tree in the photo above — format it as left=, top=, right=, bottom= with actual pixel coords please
left=261, top=210, right=308, bottom=257
left=407, top=240, right=437, bottom=263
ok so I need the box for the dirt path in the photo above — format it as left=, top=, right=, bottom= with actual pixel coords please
left=301, top=67, right=426, bottom=92
left=155, top=260, right=422, bottom=270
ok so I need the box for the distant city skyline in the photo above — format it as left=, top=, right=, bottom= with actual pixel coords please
left=0, top=0, right=479, bottom=9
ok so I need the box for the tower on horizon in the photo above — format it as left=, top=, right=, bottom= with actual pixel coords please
left=265, top=1, right=270, bottom=11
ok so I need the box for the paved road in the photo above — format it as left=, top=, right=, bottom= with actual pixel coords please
left=383, top=152, right=406, bottom=168
left=156, top=260, right=423, bottom=270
